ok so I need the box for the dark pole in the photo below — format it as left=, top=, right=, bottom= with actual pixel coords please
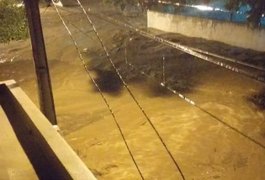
left=23, top=0, right=57, bottom=125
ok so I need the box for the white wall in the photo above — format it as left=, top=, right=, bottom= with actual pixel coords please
left=147, top=10, right=265, bottom=52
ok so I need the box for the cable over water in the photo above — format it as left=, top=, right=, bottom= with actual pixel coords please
left=124, top=37, right=265, bottom=151
left=52, top=2, right=144, bottom=179
left=90, top=12, right=265, bottom=84
left=189, top=47, right=265, bottom=72
left=73, top=0, right=186, bottom=179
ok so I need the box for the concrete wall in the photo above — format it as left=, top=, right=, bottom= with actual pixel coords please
left=147, top=10, right=265, bottom=52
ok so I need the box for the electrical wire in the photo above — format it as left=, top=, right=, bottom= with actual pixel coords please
left=65, top=20, right=95, bottom=40
left=51, top=2, right=144, bottom=179
left=52, top=1, right=265, bottom=73
left=73, top=0, right=186, bottom=179
left=190, top=47, right=265, bottom=72
left=49, top=4, right=265, bottom=180
left=89, top=12, right=265, bottom=84
left=40, top=4, right=51, bottom=15
left=124, top=38, right=265, bottom=150
left=52, top=2, right=265, bottom=179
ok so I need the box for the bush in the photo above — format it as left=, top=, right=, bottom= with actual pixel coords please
left=0, top=0, right=28, bottom=43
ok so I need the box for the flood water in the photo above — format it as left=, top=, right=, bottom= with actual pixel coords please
left=1, top=3, right=265, bottom=180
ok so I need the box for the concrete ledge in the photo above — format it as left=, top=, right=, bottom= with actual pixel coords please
left=147, top=10, right=265, bottom=52
left=0, top=80, right=96, bottom=180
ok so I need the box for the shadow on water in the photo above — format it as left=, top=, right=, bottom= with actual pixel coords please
left=125, top=36, right=210, bottom=96
left=247, top=88, right=265, bottom=110
left=84, top=32, right=219, bottom=98
left=89, top=61, right=174, bottom=97
left=93, top=69, right=123, bottom=95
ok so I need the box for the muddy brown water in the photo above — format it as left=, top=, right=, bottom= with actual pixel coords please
left=1, top=4, right=265, bottom=180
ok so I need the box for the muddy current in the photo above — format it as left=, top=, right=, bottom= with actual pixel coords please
left=1, top=3, right=265, bottom=180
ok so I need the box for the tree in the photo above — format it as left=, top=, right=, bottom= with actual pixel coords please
left=0, top=0, right=28, bottom=43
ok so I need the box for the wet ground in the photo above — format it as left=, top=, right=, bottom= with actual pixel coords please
left=1, top=1, right=265, bottom=179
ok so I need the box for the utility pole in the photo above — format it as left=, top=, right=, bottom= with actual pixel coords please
left=23, top=0, right=57, bottom=125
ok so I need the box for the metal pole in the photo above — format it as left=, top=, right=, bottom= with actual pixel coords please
left=162, top=55, right=166, bottom=85
left=124, top=40, right=128, bottom=64
left=23, top=0, right=57, bottom=125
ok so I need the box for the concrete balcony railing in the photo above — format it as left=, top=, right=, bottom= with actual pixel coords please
left=0, top=80, right=96, bottom=180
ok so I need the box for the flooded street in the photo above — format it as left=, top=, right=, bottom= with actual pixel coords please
left=1, top=2, right=265, bottom=179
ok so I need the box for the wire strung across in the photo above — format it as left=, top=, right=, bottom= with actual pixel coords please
left=51, top=1, right=265, bottom=179
left=73, top=0, right=187, bottom=179
left=51, top=2, right=144, bottom=179
left=90, top=12, right=265, bottom=84
left=124, top=37, right=265, bottom=151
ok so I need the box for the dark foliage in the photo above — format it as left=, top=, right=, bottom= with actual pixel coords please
left=0, top=0, right=28, bottom=43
